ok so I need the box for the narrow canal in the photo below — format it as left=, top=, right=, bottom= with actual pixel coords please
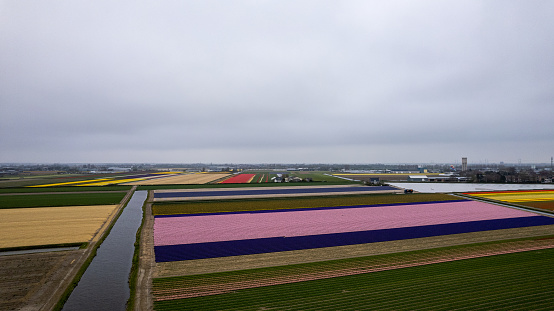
left=62, top=190, right=147, bottom=311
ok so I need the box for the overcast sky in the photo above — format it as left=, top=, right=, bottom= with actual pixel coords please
left=1, top=1, right=553, bottom=164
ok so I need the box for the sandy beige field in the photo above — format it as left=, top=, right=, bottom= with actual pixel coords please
left=126, top=173, right=231, bottom=185
left=0, top=205, right=118, bottom=248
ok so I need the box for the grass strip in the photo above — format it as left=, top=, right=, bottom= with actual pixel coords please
left=152, top=193, right=457, bottom=215
left=0, top=185, right=132, bottom=193
left=0, top=192, right=127, bottom=208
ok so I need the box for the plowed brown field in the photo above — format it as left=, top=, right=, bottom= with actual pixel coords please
left=0, top=250, right=83, bottom=310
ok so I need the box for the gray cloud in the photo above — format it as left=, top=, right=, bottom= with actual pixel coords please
left=1, top=1, right=553, bottom=164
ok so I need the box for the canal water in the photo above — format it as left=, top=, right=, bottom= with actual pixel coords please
left=62, top=190, right=147, bottom=311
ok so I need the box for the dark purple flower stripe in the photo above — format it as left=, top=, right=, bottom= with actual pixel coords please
left=153, top=186, right=398, bottom=199
left=154, top=200, right=470, bottom=218
left=154, top=216, right=554, bottom=262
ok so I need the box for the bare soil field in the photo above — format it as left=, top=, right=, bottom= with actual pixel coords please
left=0, top=205, right=119, bottom=248
left=154, top=224, right=554, bottom=277
left=520, top=200, right=554, bottom=211
left=126, top=173, right=231, bottom=185
left=0, top=250, right=84, bottom=310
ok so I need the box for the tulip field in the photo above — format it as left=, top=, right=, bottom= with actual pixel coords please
left=126, top=173, right=231, bottom=185
left=152, top=185, right=401, bottom=202
left=150, top=186, right=554, bottom=310
left=153, top=199, right=554, bottom=262
left=219, top=173, right=256, bottom=184
left=154, top=246, right=554, bottom=310
left=29, top=172, right=179, bottom=187
left=464, top=189, right=554, bottom=211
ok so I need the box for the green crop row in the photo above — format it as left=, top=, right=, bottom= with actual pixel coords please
left=154, top=247, right=554, bottom=310
left=152, top=193, right=458, bottom=215
left=0, top=185, right=131, bottom=194
left=0, top=192, right=127, bottom=209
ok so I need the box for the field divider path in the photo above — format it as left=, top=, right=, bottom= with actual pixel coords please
left=153, top=238, right=554, bottom=301
left=135, top=191, right=155, bottom=311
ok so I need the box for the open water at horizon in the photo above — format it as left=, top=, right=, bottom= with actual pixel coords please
left=389, top=182, right=554, bottom=193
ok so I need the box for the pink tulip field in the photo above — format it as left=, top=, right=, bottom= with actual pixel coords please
left=154, top=199, right=554, bottom=262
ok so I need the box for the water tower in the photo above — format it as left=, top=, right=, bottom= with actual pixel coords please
left=462, top=157, right=467, bottom=172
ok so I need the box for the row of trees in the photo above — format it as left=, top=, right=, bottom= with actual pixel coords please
left=462, top=168, right=553, bottom=183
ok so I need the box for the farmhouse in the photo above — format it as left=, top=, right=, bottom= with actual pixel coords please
left=428, top=175, right=470, bottom=182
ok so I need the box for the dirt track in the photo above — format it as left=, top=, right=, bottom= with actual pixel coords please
left=135, top=194, right=155, bottom=311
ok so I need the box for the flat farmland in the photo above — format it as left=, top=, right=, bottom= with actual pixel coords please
left=249, top=173, right=269, bottom=183
left=155, top=225, right=554, bottom=277
left=219, top=174, right=256, bottom=184
left=0, top=186, right=135, bottom=310
left=294, top=171, right=358, bottom=183
left=0, top=192, right=126, bottom=208
left=0, top=205, right=119, bottom=248
left=154, top=246, right=554, bottom=310
left=152, top=193, right=459, bottom=215
left=465, top=190, right=554, bottom=212
left=126, top=173, right=231, bottom=185
left=153, top=200, right=554, bottom=262
left=466, top=189, right=554, bottom=202
left=141, top=183, right=554, bottom=310
left=0, top=250, right=83, bottom=310
left=133, top=183, right=554, bottom=310
left=334, top=173, right=441, bottom=182
left=0, top=185, right=130, bottom=194
left=520, top=201, right=554, bottom=211
left=152, top=185, right=401, bottom=202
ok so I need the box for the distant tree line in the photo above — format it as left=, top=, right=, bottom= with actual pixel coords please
left=461, top=167, right=553, bottom=183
